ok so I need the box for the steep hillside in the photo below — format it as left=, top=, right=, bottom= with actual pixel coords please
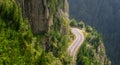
left=16, top=0, right=69, bottom=34
left=0, top=0, right=111, bottom=65
left=69, top=0, right=120, bottom=65
left=0, top=0, right=72, bottom=65
left=76, top=26, right=111, bottom=65
left=70, top=19, right=111, bottom=65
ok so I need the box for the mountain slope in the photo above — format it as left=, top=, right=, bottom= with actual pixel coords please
left=76, top=25, right=111, bottom=65
left=69, top=20, right=111, bottom=65
left=69, top=0, right=120, bottom=65
left=0, top=0, right=72, bottom=65
left=0, top=0, right=111, bottom=65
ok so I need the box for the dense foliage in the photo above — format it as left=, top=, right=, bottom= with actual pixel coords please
left=0, top=0, right=72, bottom=65
left=70, top=19, right=85, bottom=29
left=76, top=24, right=111, bottom=65
left=0, top=0, right=43, bottom=64
left=69, top=0, right=120, bottom=65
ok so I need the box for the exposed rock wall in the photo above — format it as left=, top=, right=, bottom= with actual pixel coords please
left=16, top=0, right=47, bottom=34
left=16, top=0, right=69, bottom=34
left=63, top=0, right=69, bottom=17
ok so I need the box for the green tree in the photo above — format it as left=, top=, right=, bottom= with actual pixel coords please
left=78, top=20, right=85, bottom=29
left=70, top=19, right=78, bottom=27
left=86, top=25, right=93, bottom=32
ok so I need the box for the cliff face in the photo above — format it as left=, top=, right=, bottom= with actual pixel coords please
left=16, top=0, right=69, bottom=34
left=16, top=0, right=48, bottom=34
left=0, top=0, right=111, bottom=65
left=63, top=0, right=69, bottom=17
left=0, top=0, right=71, bottom=65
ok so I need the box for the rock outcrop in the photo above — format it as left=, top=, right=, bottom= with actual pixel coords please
left=16, top=0, right=69, bottom=34
left=63, top=0, right=69, bottom=17
left=16, top=0, right=48, bottom=34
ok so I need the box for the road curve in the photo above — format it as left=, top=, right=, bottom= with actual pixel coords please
left=68, top=28, right=84, bottom=57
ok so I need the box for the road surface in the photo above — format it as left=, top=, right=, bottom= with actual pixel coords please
left=68, top=28, right=84, bottom=57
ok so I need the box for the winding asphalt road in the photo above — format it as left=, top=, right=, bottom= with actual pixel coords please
left=68, top=28, right=84, bottom=57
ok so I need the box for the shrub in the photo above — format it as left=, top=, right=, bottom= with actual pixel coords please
left=78, top=20, right=85, bottom=29
left=70, top=19, right=78, bottom=27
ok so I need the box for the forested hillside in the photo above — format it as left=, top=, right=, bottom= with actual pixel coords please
left=0, top=0, right=111, bottom=65
left=0, top=0, right=72, bottom=65
left=70, top=19, right=111, bottom=65
left=69, top=0, right=120, bottom=65
left=76, top=28, right=111, bottom=65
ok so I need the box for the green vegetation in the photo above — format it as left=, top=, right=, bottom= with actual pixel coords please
left=69, top=18, right=110, bottom=65
left=70, top=19, right=85, bottom=29
left=0, top=0, right=72, bottom=65
left=0, top=0, right=43, bottom=64
left=86, top=25, right=93, bottom=32
left=0, top=0, right=111, bottom=65
left=47, top=10, right=72, bottom=65
left=47, top=0, right=72, bottom=64
left=70, top=19, right=78, bottom=27
left=78, top=21, right=85, bottom=29
left=48, top=0, right=56, bottom=15
left=69, top=0, right=120, bottom=65
left=76, top=24, right=111, bottom=65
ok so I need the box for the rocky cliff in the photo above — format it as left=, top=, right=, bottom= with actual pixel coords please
left=16, top=0, right=69, bottom=34
left=0, top=0, right=111, bottom=65
left=0, top=0, right=71, bottom=65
